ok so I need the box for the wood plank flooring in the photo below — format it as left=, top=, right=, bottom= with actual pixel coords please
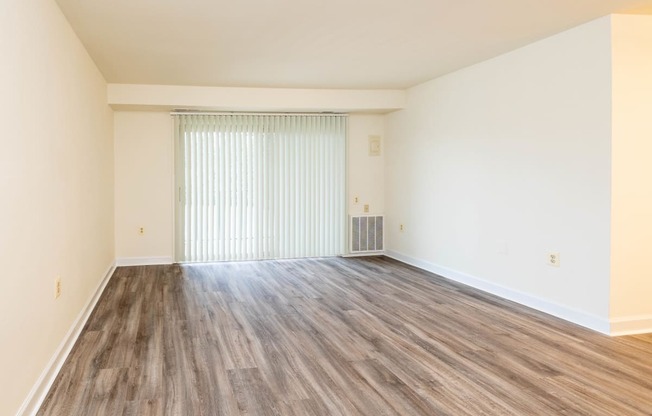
left=38, top=256, right=652, bottom=415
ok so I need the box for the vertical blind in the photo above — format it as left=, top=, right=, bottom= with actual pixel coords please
left=175, top=114, right=347, bottom=262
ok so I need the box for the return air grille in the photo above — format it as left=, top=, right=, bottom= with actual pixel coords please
left=350, top=215, right=384, bottom=253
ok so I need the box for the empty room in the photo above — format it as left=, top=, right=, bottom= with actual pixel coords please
left=3, top=0, right=652, bottom=414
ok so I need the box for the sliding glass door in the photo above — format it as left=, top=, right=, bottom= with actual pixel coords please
left=174, top=114, right=346, bottom=262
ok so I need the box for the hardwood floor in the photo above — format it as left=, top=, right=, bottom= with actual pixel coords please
left=38, top=256, right=652, bottom=415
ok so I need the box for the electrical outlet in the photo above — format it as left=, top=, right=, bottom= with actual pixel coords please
left=55, top=277, right=62, bottom=299
left=139, top=227, right=145, bottom=235
left=547, top=252, right=560, bottom=267
left=363, top=204, right=369, bottom=213
left=400, top=224, right=405, bottom=232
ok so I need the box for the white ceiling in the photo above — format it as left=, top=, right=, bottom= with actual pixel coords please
left=55, top=0, right=652, bottom=89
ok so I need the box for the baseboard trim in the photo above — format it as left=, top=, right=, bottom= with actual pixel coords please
left=115, top=256, right=174, bottom=266
left=341, top=252, right=385, bottom=258
left=610, top=315, right=652, bottom=336
left=385, top=250, right=611, bottom=335
left=17, top=261, right=116, bottom=416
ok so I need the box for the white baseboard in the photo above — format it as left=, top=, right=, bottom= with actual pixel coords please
left=17, top=261, right=116, bottom=416
left=115, top=256, right=174, bottom=266
left=385, top=250, right=611, bottom=335
left=341, top=251, right=385, bottom=258
left=610, top=315, right=652, bottom=336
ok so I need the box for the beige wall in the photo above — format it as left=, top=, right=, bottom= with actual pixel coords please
left=0, top=0, right=114, bottom=414
left=610, top=14, right=652, bottom=333
left=114, top=112, right=174, bottom=263
left=108, top=84, right=406, bottom=113
left=385, top=17, right=613, bottom=332
left=113, top=113, right=384, bottom=261
left=348, top=115, right=385, bottom=216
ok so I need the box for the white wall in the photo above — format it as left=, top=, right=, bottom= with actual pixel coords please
left=348, top=115, right=385, bottom=216
left=610, top=14, right=652, bottom=334
left=114, top=112, right=174, bottom=264
left=385, top=17, right=613, bottom=331
left=113, top=113, right=383, bottom=262
left=0, top=1, right=114, bottom=415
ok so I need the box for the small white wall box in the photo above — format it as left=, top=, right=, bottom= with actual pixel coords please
left=369, top=135, right=381, bottom=156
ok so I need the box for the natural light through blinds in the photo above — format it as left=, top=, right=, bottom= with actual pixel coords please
left=174, top=113, right=347, bottom=262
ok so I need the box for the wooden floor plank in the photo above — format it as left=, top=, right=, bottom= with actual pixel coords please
left=37, top=257, right=652, bottom=415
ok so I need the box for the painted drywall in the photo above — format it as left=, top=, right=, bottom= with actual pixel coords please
left=0, top=0, right=114, bottom=414
left=108, top=84, right=406, bottom=113
left=348, top=115, right=385, bottom=217
left=114, top=112, right=174, bottom=263
left=385, top=17, right=613, bottom=330
left=610, top=14, right=652, bottom=332
left=113, top=113, right=384, bottom=261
